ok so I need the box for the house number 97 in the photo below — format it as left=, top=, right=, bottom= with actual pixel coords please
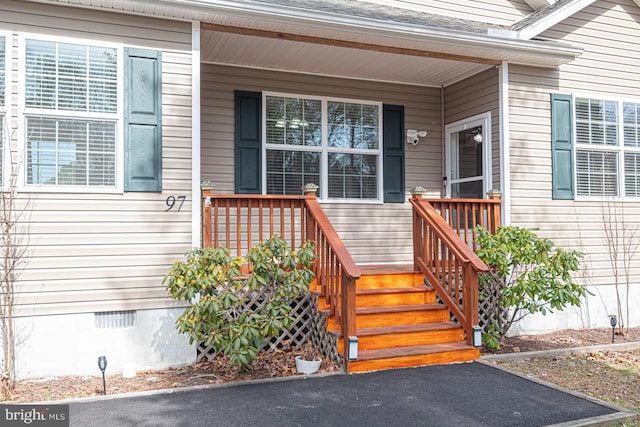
left=165, top=195, right=187, bottom=212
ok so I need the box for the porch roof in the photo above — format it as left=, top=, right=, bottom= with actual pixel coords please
left=25, top=0, right=584, bottom=87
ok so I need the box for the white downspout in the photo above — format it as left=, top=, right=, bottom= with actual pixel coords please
left=191, top=21, right=202, bottom=247
left=499, top=61, right=511, bottom=226
left=441, top=86, right=446, bottom=198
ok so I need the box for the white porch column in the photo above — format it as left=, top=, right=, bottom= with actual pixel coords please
left=191, top=21, right=202, bottom=248
left=499, top=61, right=511, bottom=226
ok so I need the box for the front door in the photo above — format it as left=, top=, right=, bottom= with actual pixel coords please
left=445, top=113, right=491, bottom=199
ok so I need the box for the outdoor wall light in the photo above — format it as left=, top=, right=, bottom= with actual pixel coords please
left=347, top=336, right=358, bottom=361
left=472, top=130, right=483, bottom=144
left=406, top=129, right=427, bottom=145
left=472, top=326, right=483, bottom=347
left=609, top=315, right=617, bottom=344
left=98, top=356, right=108, bottom=395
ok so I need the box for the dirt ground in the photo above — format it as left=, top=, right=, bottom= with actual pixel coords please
left=488, top=327, right=640, bottom=424
left=484, top=326, right=640, bottom=354
left=9, top=344, right=341, bottom=403
left=6, top=327, right=640, bottom=404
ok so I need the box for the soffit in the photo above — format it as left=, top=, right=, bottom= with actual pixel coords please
left=201, top=29, right=492, bottom=87
left=20, top=0, right=583, bottom=86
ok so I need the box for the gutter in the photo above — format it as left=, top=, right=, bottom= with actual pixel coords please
left=163, top=0, right=584, bottom=61
left=28, top=0, right=583, bottom=64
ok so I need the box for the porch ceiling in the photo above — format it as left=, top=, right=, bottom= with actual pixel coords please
left=22, top=0, right=584, bottom=87
left=201, top=29, right=493, bottom=87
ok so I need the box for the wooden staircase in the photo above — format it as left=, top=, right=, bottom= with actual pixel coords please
left=200, top=191, right=497, bottom=374
left=316, top=265, right=479, bottom=373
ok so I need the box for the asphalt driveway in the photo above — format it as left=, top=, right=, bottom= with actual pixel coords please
left=69, top=361, right=630, bottom=427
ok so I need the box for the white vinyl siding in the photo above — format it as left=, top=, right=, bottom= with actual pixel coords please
left=1, top=1, right=193, bottom=316
left=508, top=0, right=640, bottom=289
left=23, top=38, right=119, bottom=188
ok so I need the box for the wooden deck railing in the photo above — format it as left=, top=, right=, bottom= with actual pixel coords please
left=410, top=194, right=490, bottom=346
left=426, top=195, right=501, bottom=251
left=201, top=187, right=360, bottom=363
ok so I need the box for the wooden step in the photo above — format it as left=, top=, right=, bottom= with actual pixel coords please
left=312, top=271, right=424, bottom=292
left=348, top=342, right=480, bottom=373
left=315, top=286, right=436, bottom=311
left=356, top=286, right=436, bottom=307
left=334, top=322, right=465, bottom=352
left=323, top=304, right=450, bottom=330
left=309, top=278, right=319, bottom=293
left=356, top=272, right=425, bottom=289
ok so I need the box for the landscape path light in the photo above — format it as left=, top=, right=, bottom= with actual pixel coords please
left=98, top=356, right=107, bottom=395
left=609, top=315, right=617, bottom=344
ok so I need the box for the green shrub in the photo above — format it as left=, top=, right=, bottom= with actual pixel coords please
left=474, top=226, right=587, bottom=349
left=164, top=235, right=316, bottom=368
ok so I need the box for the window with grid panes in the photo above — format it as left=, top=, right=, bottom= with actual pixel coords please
left=24, top=39, right=118, bottom=187
left=265, top=94, right=381, bottom=201
left=0, top=36, right=5, bottom=187
left=623, top=102, right=640, bottom=197
left=575, top=98, right=640, bottom=198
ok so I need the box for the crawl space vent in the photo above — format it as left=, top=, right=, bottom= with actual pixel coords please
left=95, top=310, right=136, bottom=329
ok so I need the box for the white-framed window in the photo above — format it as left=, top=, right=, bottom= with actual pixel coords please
left=0, top=33, right=7, bottom=188
left=574, top=96, right=640, bottom=198
left=263, top=92, right=383, bottom=202
left=444, top=112, right=492, bottom=199
left=21, top=36, right=120, bottom=190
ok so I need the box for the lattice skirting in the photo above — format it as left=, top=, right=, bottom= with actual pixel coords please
left=478, top=285, right=510, bottom=331
left=308, top=294, right=343, bottom=370
left=432, top=274, right=508, bottom=334
left=196, top=291, right=343, bottom=370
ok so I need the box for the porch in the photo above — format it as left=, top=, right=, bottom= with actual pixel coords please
left=200, top=187, right=501, bottom=373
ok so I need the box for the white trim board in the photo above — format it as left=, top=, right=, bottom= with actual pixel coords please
left=0, top=31, right=12, bottom=190
left=191, top=21, right=201, bottom=248
left=503, top=0, right=599, bottom=40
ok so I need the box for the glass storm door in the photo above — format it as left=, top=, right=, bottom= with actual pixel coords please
left=445, top=114, right=491, bottom=199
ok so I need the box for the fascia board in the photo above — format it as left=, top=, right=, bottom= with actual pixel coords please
left=21, top=0, right=583, bottom=63
left=158, top=0, right=583, bottom=61
left=515, top=0, right=598, bottom=40
left=524, top=0, right=554, bottom=10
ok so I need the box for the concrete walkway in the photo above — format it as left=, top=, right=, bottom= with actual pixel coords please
left=69, top=361, right=633, bottom=427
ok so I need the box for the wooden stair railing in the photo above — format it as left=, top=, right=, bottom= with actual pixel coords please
left=304, top=195, right=361, bottom=367
left=426, top=193, right=501, bottom=251
left=409, top=194, right=490, bottom=347
left=201, top=187, right=360, bottom=365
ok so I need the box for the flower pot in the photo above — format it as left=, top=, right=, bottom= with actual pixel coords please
left=295, top=356, right=322, bottom=374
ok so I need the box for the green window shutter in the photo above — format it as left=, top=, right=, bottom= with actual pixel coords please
left=235, top=91, right=262, bottom=194
left=383, top=104, right=405, bottom=203
left=551, top=94, right=574, bottom=200
left=124, top=48, right=162, bottom=192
